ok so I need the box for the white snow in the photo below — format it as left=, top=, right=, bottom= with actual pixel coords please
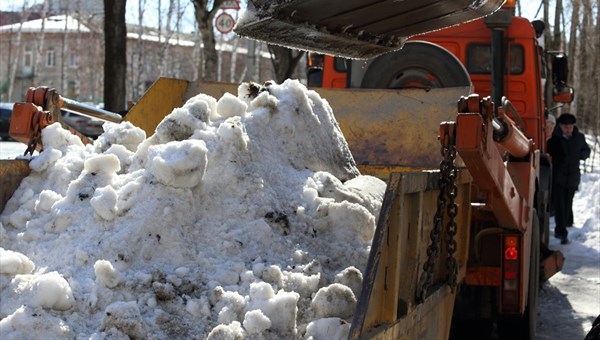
left=0, top=79, right=382, bottom=339
left=0, top=79, right=598, bottom=339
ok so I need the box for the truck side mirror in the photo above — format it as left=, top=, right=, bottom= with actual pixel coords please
left=551, top=53, right=574, bottom=103
left=552, top=54, right=568, bottom=85
left=553, top=85, right=574, bottom=103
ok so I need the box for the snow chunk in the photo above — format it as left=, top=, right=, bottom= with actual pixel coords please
left=217, top=92, right=248, bottom=119
left=0, top=305, right=72, bottom=338
left=305, top=317, right=350, bottom=340
left=90, top=186, right=118, bottom=220
left=214, top=287, right=247, bottom=324
left=34, top=190, right=62, bottom=213
left=40, top=123, right=84, bottom=150
left=94, top=121, right=146, bottom=153
left=101, top=301, right=146, bottom=339
left=311, top=283, right=356, bottom=319
left=0, top=248, right=35, bottom=275
left=183, top=93, right=218, bottom=122
left=29, top=147, right=62, bottom=172
left=13, top=271, right=74, bottom=310
left=335, top=266, right=363, bottom=297
left=243, top=309, right=271, bottom=335
left=84, top=153, right=121, bottom=175
left=147, top=140, right=208, bottom=188
left=246, top=281, right=300, bottom=334
left=207, top=320, right=245, bottom=340
left=94, top=260, right=122, bottom=288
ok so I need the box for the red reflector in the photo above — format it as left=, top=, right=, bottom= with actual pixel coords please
left=505, top=247, right=518, bottom=260
left=504, top=271, right=517, bottom=280
left=505, top=236, right=518, bottom=248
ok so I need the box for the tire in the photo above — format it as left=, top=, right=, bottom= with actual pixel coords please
left=497, top=210, right=540, bottom=339
left=360, top=41, right=471, bottom=89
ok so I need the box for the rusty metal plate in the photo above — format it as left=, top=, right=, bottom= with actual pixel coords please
left=0, top=160, right=30, bottom=212
left=313, top=86, right=472, bottom=171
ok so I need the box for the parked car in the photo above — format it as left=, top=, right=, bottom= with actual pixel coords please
left=0, top=102, right=14, bottom=140
left=61, top=111, right=104, bottom=138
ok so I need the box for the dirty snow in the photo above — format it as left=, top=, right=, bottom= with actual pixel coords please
left=0, top=80, right=598, bottom=339
left=0, top=79, right=386, bottom=339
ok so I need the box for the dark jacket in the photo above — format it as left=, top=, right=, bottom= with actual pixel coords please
left=547, top=126, right=591, bottom=188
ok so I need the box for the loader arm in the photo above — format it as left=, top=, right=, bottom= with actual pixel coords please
left=9, top=87, right=122, bottom=153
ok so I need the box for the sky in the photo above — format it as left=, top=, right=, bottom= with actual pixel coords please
left=0, top=78, right=598, bottom=339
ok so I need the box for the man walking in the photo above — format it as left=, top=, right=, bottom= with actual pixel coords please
left=547, top=113, right=591, bottom=244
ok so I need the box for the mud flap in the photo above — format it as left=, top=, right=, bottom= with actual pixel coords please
left=541, top=250, right=565, bottom=281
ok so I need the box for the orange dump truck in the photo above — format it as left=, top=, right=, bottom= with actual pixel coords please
left=2, top=0, right=572, bottom=339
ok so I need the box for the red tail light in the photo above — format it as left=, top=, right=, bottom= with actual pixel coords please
left=501, top=234, right=521, bottom=314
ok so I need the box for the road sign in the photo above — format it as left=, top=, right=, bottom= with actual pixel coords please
left=215, top=12, right=235, bottom=34
left=220, top=0, right=240, bottom=10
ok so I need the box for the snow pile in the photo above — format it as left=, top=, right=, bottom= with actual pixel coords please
left=0, top=79, right=386, bottom=339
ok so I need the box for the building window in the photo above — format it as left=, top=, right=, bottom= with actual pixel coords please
left=46, top=48, right=56, bottom=67
left=24, top=48, right=33, bottom=68
left=69, top=53, right=77, bottom=67
left=67, top=81, right=76, bottom=98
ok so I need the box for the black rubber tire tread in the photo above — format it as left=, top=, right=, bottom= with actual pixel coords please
left=360, top=41, right=471, bottom=89
left=497, top=210, right=540, bottom=340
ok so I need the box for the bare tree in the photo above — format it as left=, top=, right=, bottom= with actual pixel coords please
left=595, top=0, right=600, bottom=137
left=33, top=0, right=48, bottom=88
left=191, top=0, right=224, bottom=81
left=60, top=0, right=71, bottom=93
left=103, top=0, right=127, bottom=112
left=552, top=0, right=564, bottom=51
left=73, top=0, right=84, bottom=99
left=132, top=0, right=148, bottom=100
left=157, top=0, right=187, bottom=76
left=567, top=0, right=580, bottom=87
left=577, top=0, right=594, bottom=132
left=7, top=3, right=32, bottom=101
left=267, top=45, right=305, bottom=83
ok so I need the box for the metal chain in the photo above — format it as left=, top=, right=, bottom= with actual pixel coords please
left=24, top=118, right=41, bottom=156
left=416, top=133, right=452, bottom=302
left=416, top=126, right=460, bottom=301
left=445, top=142, right=459, bottom=292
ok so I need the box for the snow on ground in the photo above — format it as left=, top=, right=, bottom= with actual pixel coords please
left=536, top=135, right=600, bottom=340
left=0, top=141, right=36, bottom=160
left=0, top=80, right=386, bottom=339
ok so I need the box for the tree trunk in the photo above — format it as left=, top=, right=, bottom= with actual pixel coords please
left=103, top=0, right=127, bottom=112
left=191, top=0, right=224, bottom=81
left=543, top=0, right=553, bottom=108
left=133, top=0, right=147, bottom=100
left=595, top=0, right=600, bottom=137
left=61, top=0, right=70, bottom=94
left=567, top=0, right=580, bottom=87
left=33, top=0, right=48, bottom=88
left=7, top=4, right=31, bottom=102
left=552, top=0, right=563, bottom=51
left=268, top=45, right=305, bottom=83
left=577, top=0, right=593, bottom=132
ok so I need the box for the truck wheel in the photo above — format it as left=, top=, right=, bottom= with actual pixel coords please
left=360, top=41, right=471, bottom=89
left=497, top=210, right=540, bottom=339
